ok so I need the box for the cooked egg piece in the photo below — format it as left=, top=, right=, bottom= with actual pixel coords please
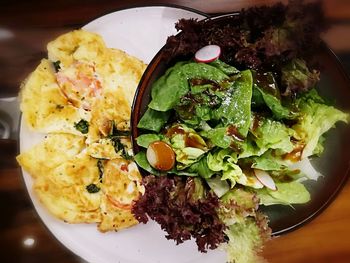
left=17, top=133, right=86, bottom=179
left=34, top=153, right=102, bottom=224
left=98, top=159, right=142, bottom=232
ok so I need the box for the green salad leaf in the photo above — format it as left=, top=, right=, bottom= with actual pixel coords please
left=256, top=181, right=311, bottom=206
left=136, top=134, right=163, bottom=148
left=213, top=70, right=253, bottom=136
left=292, top=89, right=349, bottom=158
left=149, top=62, right=228, bottom=111
left=251, top=115, right=294, bottom=154
left=281, top=58, right=320, bottom=96
left=224, top=218, right=265, bottom=263
left=137, top=108, right=170, bottom=132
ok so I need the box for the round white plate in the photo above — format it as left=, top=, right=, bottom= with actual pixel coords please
left=20, top=6, right=227, bottom=263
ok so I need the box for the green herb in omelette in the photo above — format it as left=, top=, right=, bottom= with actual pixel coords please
left=97, top=160, right=104, bottom=183
left=86, top=183, right=100, bottom=193
left=52, top=60, right=61, bottom=72
left=74, top=119, right=89, bottom=134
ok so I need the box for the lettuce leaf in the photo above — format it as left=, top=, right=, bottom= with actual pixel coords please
left=136, top=134, right=163, bottom=148
left=149, top=62, right=228, bottom=111
left=256, top=181, right=310, bottom=206
left=137, top=108, right=171, bottom=132
left=281, top=58, right=320, bottom=96
left=220, top=188, right=259, bottom=225
left=251, top=115, right=294, bottom=153
left=200, top=127, right=233, bottom=149
left=207, top=149, right=237, bottom=171
left=209, top=59, right=240, bottom=75
left=187, top=156, right=215, bottom=178
left=293, top=89, right=349, bottom=158
left=207, top=149, right=249, bottom=187
left=253, top=71, right=294, bottom=120
left=224, top=218, right=266, bottom=263
left=206, top=176, right=230, bottom=197
left=214, top=70, right=253, bottom=136
left=167, top=125, right=208, bottom=169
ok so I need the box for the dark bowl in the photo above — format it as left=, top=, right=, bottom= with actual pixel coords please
left=131, top=14, right=350, bottom=236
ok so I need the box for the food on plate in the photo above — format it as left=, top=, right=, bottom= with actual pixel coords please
left=34, top=153, right=103, bottom=223
left=17, top=29, right=146, bottom=231
left=133, top=1, right=349, bottom=263
left=16, top=133, right=85, bottom=179
left=98, top=160, right=143, bottom=232
left=19, top=59, right=89, bottom=134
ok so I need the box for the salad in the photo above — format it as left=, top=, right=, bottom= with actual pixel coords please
left=132, top=2, right=349, bottom=263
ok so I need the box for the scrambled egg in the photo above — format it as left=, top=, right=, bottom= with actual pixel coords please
left=17, top=30, right=146, bottom=231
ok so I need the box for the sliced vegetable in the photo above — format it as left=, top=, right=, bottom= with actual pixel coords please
left=254, top=169, right=276, bottom=191
left=146, top=141, right=175, bottom=171
left=195, top=45, right=221, bottom=63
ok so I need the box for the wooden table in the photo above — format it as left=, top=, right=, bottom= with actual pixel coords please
left=1, top=1, right=349, bottom=262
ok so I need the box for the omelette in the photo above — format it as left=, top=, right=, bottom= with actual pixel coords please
left=17, top=30, right=147, bottom=231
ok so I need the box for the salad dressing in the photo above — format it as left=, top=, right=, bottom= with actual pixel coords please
left=166, top=124, right=207, bottom=150
left=283, top=144, right=305, bottom=162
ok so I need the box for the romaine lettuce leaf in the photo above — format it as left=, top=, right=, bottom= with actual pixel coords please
left=222, top=163, right=247, bottom=188
left=200, top=127, right=233, bottom=149
left=207, top=149, right=237, bottom=171
left=250, top=150, right=288, bottom=170
left=209, top=59, right=240, bottom=75
left=166, top=124, right=208, bottom=169
left=251, top=115, right=294, bottom=153
left=187, top=157, right=216, bottom=178
left=256, top=181, right=310, bottom=206
left=213, top=70, right=253, bottom=136
left=253, top=71, right=294, bottom=120
left=238, top=136, right=266, bottom=159
left=255, top=86, right=294, bottom=120
left=293, top=89, right=349, bottom=158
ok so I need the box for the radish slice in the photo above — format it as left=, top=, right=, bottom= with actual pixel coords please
left=254, top=169, right=277, bottom=191
left=146, top=141, right=175, bottom=171
left=194, top=45, right=221, bottom=63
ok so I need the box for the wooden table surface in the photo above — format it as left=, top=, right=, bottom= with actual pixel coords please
left=1, top=1, right=349, bottom=262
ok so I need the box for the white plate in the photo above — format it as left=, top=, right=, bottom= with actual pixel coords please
left=19, top=6, right=227, bottom=263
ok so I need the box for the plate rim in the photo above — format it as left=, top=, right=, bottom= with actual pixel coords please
left=83, top=3, right=209, bottom=28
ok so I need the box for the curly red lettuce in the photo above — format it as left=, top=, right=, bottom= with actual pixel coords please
left=132, top=175, right=227, bottom=252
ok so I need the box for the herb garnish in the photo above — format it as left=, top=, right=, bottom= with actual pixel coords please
left=86, top=183, right=100, bottom=193
left=74, top=119, right=89, bottom=134
left=109, top=135, right=133, bottom=160
left=108, top=122, right=133, bottom=160
left=97, top=160, right=104, bottom=183
left=53, top=60, right=61, bottom=72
